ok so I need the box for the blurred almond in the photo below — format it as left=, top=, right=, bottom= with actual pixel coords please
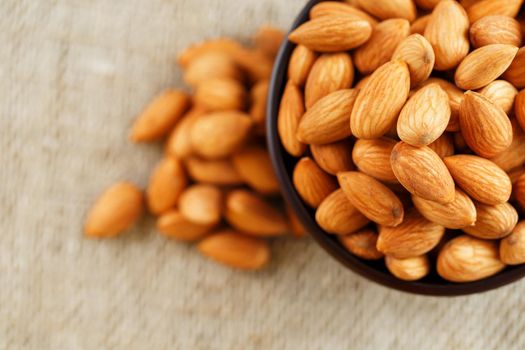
left=410, top=15, right=430, bottom=35
left=254, top=26, right=285, bottom=59
left=339, top=229, right=384, bottom=260
left=249, top=79, right=269, bottom=134
left=293, top=157, right=338, bottom=208
left=469, top=15, right=523, bottom=48
left=316, top=189, right=370, bottom=235
left=460, top=0, right=480, bottom=9
left=288, top=45, right=318, bottom=86
left=165, top=107, right=207, bottom=159
left=352, top=138, right=398, bottom=183
left=310, top=2, right=378, bottom=26
left=147, top=157, right=187, bottom=215
left=478, top=80, right=518, bottom=114
left=500, top=221, right=525, bottom=265
left=466, top=0, right=523, bottom=23
left=156, top=210, right=212, bottom=241
left=392, top=34, right=435, bottom=87
left=232, top=47, right=274, bottom=82
left=183, top=52, right=241, bottom=87
left=179, top=184, right=222, bottom=226
left=490, top=120, right=525, bottom=171
left=515, top=174, right=525, bottom=208
left=311, top=139, right=354, bottom=175
left=385, top=255, right=430, bottom=281
left=509, top=166, right=525, bottom=185
left=184, top=157, right=243, bottom=186
left=463, top=202, right=518, bottom=239
left=516, top=90, right=525, bottom=132
left=503, top=46, right=525, bottom=89
left=355, top=0, right=416, bottom=21
left=420, top=78, right=464, bottom=132
left=428, top=133, right=454, bottom=158
left=194, top=78, right=246, bottom=111
left=232, top=144, right=280, bottom=195
left=287, top=206, right=306, bottom=238
left=278, top=81, right=306, bottom=157
left=177, top=38, right=242, bottom=67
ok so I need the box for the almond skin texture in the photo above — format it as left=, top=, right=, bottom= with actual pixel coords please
left=288, top=16, right=372, bottom=52
left=516, top=90, right=525, bottom=132
left=410, top=15, right=430, bottom=35
left=350, top=60, right=410, bottom=139
left=354, top=19, right=410, bottom=75
left=304, top=53, right=354, bottom=108
left=412, top=189, right=477, bottom=229
left=298, top=89, right=357, bottom=144
left=147, top=158, right=187, bottom=215
left=198, top=230, right=270, bottom=270
left=467, top=0, right=524, bottom=23
left=503, top=46, right=525, bottom=89
left=516, top=174, right=525, bottom=208
left=293, top=157, right=338, bottom=208
left=278, top=81, right=306, bottom=157
left=310, top=2, right=378, bottom=26
left=459, top=91, right=513, bottom=158
left=315, top=189, right=370, bottom=235
left=463, top=202, right=518, bottom=239
left=437, top=235, right=505, bottom=282
left=479, top=80, right=518, bottom=114
left=194, top=78, right=246, bottom=111
left=428, top=133, right=455, bottom=158
left=455, top=44, right=518, bottom=90
left=385, top=255, right=430, bottom=281
left=232, top=144, right=280, bottom=195
left=352, top=138, right=398, bottom=183
left=85, top=182, right=143, bottom=238
left=184, top=157, right=243, bottom=186
left=377, top=210, right=445, bottom=258
left=311, top=139, right=355, bottom=175
left=392, top=34, right=435, bottom=87
left=424, top=0, right=469, bottom=71
left=444, top=155, right=512, bottom=205
left=165, top=107, right=207, bottom=159
left=500, top=221, right=525, bottom=265
left=130, top=90, right=191, bottom=142
left=339, top=229, right=384, bottom=260
left=356, top=0, right=416, bottom=21
left=178, top=185, right=222, bottom=226
left=490, top=120, right=525, bottom=171
left=338, top=171, right=404, bottom=227
left=469, top=15, right=523, bottom=48
left=183, top=52, right=241, bottom=87
left=420, top=78, right=464, bottom=132
left=190, top=111, right=252, bottom=159
left=397, top=83, right=450, bottom=146
left=225, top=190, right=287, bottom=237
left=288, top=45, right=318, bottom=86
left=391, top=142, right=455, bottom=204
left=156, top=210, right=212, bottom=241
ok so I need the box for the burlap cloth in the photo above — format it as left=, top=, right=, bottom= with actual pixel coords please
left=1, top=0, right=525, bottom=349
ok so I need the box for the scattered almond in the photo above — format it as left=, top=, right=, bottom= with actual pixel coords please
left=147, top=157, right=187, bottom=215
left=277, top=81, right=306, bottom=157
left=516, top=90, right=525, bottom=132
left=339, top=229, right=384, bottom=260
left=355, top=0, right=416, bottom=21
left=183, top=52, right=241, bottom=86
left=293, top=157, right=338, bottom=208
left=232, top=144, right=280, bottom=195
left=500, top=221, right=525, bottom=265
left=288, top=45, right=318, bottom=86
left=490, top=120, right=525, bottom=171
left=184, top=157, right=243, bottom=186
left=478, top=80, right=518, bottom=114
left=420, top=78, right=464, bottom=132
left=503, top=46, right=525, bottom=89
left=165, top=107, right=206, bottom=159
left=466, top=0, right=523, bottom=24
left=410, top=15, right=430, bottom=35
left=352, top=138, right=398, bottom=183
left=194, top=78, right=246, bottom=111
left=515, top=174, right=525, bottom=209
left=392, top=34, right=435, bottom=87
left=428, top=133, right=455, bottom=158
left=385, top=255, right=430, bottom=281
left=463, top=202, right=518, bottom=239
left=178, top=184, right=222, bottom=226
left=469, top=15, right=523, bottom=48
left=311, top=139, right=355, bottom=175
left=254, top=26, right=285, bottom=59
left=310, top=2, right=378, bottom=26
left=250, top=79, right=269, bottom=134
left=156, top=210, right=212, bottom=241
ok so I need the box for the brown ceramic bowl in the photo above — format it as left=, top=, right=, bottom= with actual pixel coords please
left=266, top=0, right=525, bottom=296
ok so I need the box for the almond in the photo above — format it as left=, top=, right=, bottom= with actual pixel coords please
left=500, top=221, right=525, bottom=265
left=224, top=190, right=287, bottom=236
left=420, top=78, right=464, bottom=132
left=437, top=235, right=505, bottom=282
left=178, top=185, right=222, bottom=226
left=293, top=157, right=338, bottom=208
left=503, top=46, right=525, bottom=89
left=198, top=230, right=270, bottom=270
left=459, top=91, right=513, bottom=158
left=509, top=166, right=525, bottom=185
left=165, top=107, right=207, bottom=159
left=298, top=89, right=358, bottom=144
left=392, top=34, right=435, bottom=87
left=177, top=38, right=242, bottom=67
left=183, top=52, right=241, bottom=87
left=338, top=171, right=404, bottom=227
left=428, top=133, right=455, bottom=158
left=350, top=60, right=410, bottom=139
left=412, top=189, right=477, bottom=229
left=463, top=202, right=518, bottom=239
left=515, top=173, right=525, bottom=208
left=478, top=80, right=518, bottom=114
left=278, top=81, right=306, bottom=157
left=339, top=229, right=384, bottom=260
left=424, top=0, right=469, bottom=71
left=287, top=206, right=306, bottom=238
left=516, top=90, right=525, bottom=132
left=414, top=0, right=442, bottom=10
left=254, top=26, right=285, bottom=59
left=194, top=78, right=246, bottom=111
left=130, top=90, right=191, bottom=142
left=490, top=120, right=525, bottom=171
left=354, top=19, right=410, bottom=74
left=355, top=0, right=416, bottom=21
left=288, top=16, right=372, bottom=52
left=232, top=144, right=280, bottom=195
left=385, top=255, right=430, bottom=281
left=466, top=0, right=524, bottom=23
left=453, top=132, right=470, bottom=153
left=460, top=0, right=479, bottom=9
left=190, top=111, right=252, bottom=159
left=147, top=157, right=187, bottom=215
left=249, top=79, right=269, bottom=134
left=310, top=2, right=378, bottom=26
left=84, top=182, right=143, bottom=238
left=315, top=189, right=370, bottom=235
left=455, top=44, right=518, bottom=90
left=377, top=210, right=445, bottom=258
left=391, top=142, right=455, bottom=203
left=352, top=138, right=398, bottom=183
left=469, top=15, right=523, bottom=48
left=184, top=157, right=243, bottom=186
left=311, top=139, right=355, bottom=175
left=231, top=47, right=274, bottom=82
left=288, top=45, right=318, bottom=86
left=304, top=53, right=354, bottom=108
left=410, top=15, right=430, bottom=35
left=354, top=75, right=371, bottom=90
left=156, top=210, right=212, bottom=241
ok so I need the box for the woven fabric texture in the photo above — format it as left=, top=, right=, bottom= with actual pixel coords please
left=1, top=0, right=524, bottom=349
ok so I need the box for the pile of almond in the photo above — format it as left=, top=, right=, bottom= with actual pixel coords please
left=84, top=26, right=305, bottom=270
left=280, top=0, right=525, bottom=282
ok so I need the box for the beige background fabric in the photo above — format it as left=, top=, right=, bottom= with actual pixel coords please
left=1, top=0, right=525, bottom=349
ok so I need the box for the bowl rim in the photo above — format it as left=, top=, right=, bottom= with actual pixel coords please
left=266, top=0, right=525, bottom=296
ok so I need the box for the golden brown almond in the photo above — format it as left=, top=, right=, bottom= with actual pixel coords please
left=397, top=83, right=450, bottom=146
left=516, top=90, right=525, bottom=132
left=232, top=144, right=280, bottom=195
left=392, top=34, right=435, bottom=87
left=339, top=229, right=384, bottom=260
left=414, top=0, right=442, bottom=9
left=503, top=46, right=525, bottom=89
left=420, top=78, right=464, bottom=132
left=298, top=89, right=357, bottom=144
left=412, top=189, right=477, bottom=229
left=130, top=90, right=191, bottom=142
left=278, top=81, right=307, bottom=157
left=410, top=15, right=430, bottom=35
left=391, top=142, right=455, bottom=203
left=310, top=2, right=378, bottom=26
left=460, top=0, right=480, bottom=9
left=478, top=80, right=518, bottom=114
left=165, top=107, right=207, bottom=159
left=437, top=235, right=505, bottom=282
left=288, top=45, right=318, bottom=86
left=385, top=255, right=430, bottom=281
left=354, top=75, right=371, bottom=90
left=288, top=16, right=372, bottom=52
left=293, top=157, right=338, bottom=208
left=316, top=189, right=370, bottom=235
left=84, top=182, right=143, bottom=238
left=469, top=15, right=523, bottom=48
left=463, top=202, right=518, bottom=239
left=350, top=60, right=410, bottom=139
left=509, top=166, right=525, bottom=185
left=156, top=210, right=212, bottom=241
left=459, top=91, right=513, bottom=158
left=178, top=185, right=222, bottom=226
left=231, top=47, right=274, bottom=82
left=198, top=230, right=270, bottom=270
left=224, top=190, right=287, bottom=236
left=311, top=139, right=354, bottom=175
left=377, top=210, right=445, bottom=258
left=194, top=78, right=246, bottom=111
left=444, top=155, right=512, bottom=205
left=428, top=133, right=455, bottom=158
left=424, top=0, right=469, bottom=71
left=183, top=52, right=241, bottom=87
left=287, top=206, right=306, bottom=238
left=304, top=52, right=354, bottom=108
left=515, top=173, right=525, bottom=208
left=254, top=26, right=285, bottom=59
left=184, top=157, right=243, bottom=186
left=467, top=0, right=524, bottom=23
left=190, top=111, right=252, bottom=159
left=177, top=38, right=242, bottom=67
left=455, top=44, right=518, bottom=90
left=500, top=221, right=525, bottom=264
left=338, top=171, right=404, bottom=227
left=490, top=120, right=525, bottom=171
left=352, top=138, right=398, bottom=183
left=355, top=0, right=416, bottom=21
left=250, top=79, right=269, bottom=135
left=147, top=157, right=187, bottom=215
left=354, top=19, right=410, bottom=74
